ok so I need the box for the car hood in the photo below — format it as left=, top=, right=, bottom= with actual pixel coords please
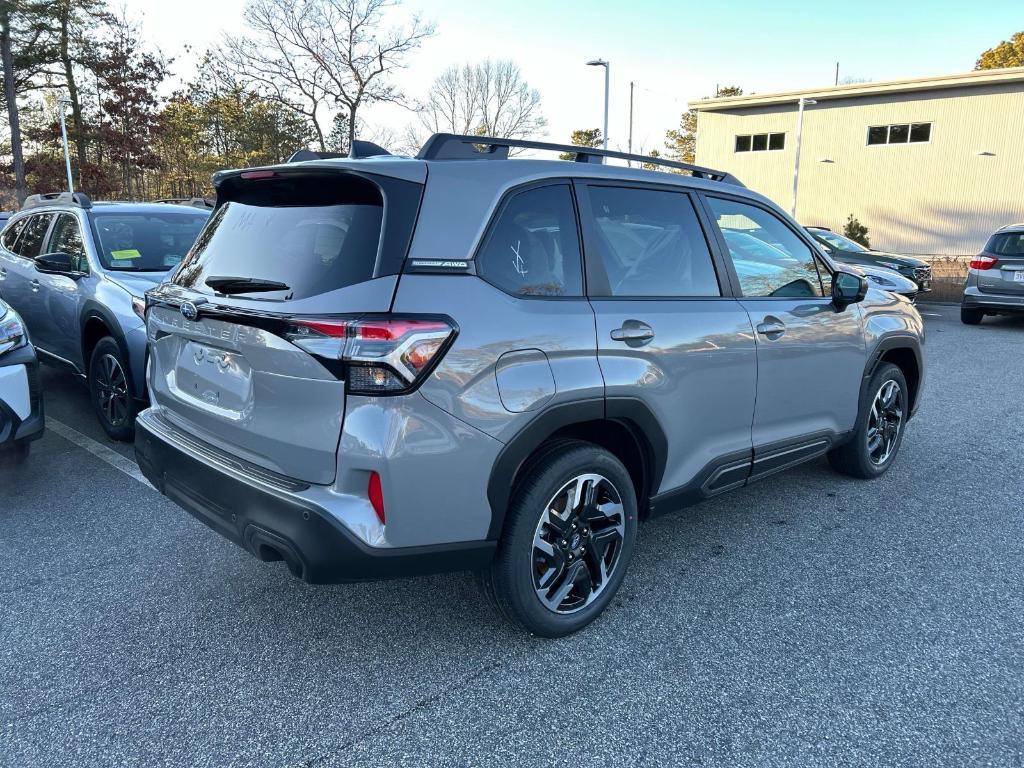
left=104, top=270, right=170, bottom=297
left=867, top=251, right=928, bottom=268
left=839, top=262, right=917, bottom=292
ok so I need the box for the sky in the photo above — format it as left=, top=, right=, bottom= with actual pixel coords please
left=123, top=0, right=1024, bottom=155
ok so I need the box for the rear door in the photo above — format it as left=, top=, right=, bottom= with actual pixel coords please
left=0, top=216, right=32, bottom=313
left=977, top=231, right=1024, bottom=295
left=580, top=182, right=757, bottom=496
left=702, top=194, right=866, bottom=459
left=147, top=169, right=421, bottom=485
left=4, top=213, right=56, bottom=346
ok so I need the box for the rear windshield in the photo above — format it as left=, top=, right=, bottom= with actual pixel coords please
left=173, top=179, right=385, bottom=300
left=987, top=232, right=1024, bottom=256
left=91, top=211, right=210, bottom=271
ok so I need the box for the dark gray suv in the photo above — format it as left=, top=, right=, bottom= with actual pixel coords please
left=135, top=135, right=925, bottom=636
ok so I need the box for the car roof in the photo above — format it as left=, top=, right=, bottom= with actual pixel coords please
left=995, top=222, right=1024, bottom=234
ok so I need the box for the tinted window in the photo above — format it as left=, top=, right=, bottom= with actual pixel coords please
left=476, top=184, right=583, bottom=297
left=751, top=134, right=768, bottom=151
left=768, top=132, right=785, bottom=150
left=988, top=232, right=1024, bottom=256
left=867, top=126, right=888, bottom=145
left=909, top=122, right=931, bottom=143
left=735, top=135, right=751, bottom=152
left=888, top=124, right=910, bottom=143
left=16, top=214, right=54, bottom=259
left=48, top=214, right=89, bottom=272
left=1, top=218, right=28, bottom=252
left=587, top=187, right=720, bottom=297
left=707, top=197, right=824, bottom=298
left=93, top=211, right=208, bottom=272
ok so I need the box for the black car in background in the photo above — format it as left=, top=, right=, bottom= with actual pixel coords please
left=806, top=226, right=932, bottom=294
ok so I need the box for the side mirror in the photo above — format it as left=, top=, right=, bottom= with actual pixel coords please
left=832, top=269, right=868, bottom=309
left=35, top=252, right=81, bottom=277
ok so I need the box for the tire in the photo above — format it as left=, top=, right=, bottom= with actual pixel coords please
left=479, top=441, right=638, bottom=637
left=828, top=362, right=908, bottom=479
left=960, top=307, right=984, bottom=325
left=88, top=337, right=138, bottom=442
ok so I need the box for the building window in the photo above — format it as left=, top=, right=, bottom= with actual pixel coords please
left=867, top=122, right=931, bottom=145
left=735, top=132, right=785, bottom=152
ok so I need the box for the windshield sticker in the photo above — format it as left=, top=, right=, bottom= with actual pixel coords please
left=110, top=249, right=142, bottom=260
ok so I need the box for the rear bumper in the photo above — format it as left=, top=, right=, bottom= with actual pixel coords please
left=134, top=409, right=495, bottom=583
left=962, top=286, right=1024, bottom=312
left=0, top=346, right=45, bottom=448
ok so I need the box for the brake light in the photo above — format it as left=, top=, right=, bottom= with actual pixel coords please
left=970, top=254, right=998, bottom=270
left=368, top=471, right=385, bottom=524
left=284, top=315, right=457, bottom=395
left=240, top=170, right=278, bottom=180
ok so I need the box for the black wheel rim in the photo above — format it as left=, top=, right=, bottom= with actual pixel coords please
left=94, top=353, right=130, bottom=428
left=532, top=473, right=625, bottom=615
left=867, top=379, right=903, bottom=466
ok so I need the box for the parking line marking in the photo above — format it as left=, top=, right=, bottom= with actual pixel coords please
left=47, top=418, right=154, bottom=489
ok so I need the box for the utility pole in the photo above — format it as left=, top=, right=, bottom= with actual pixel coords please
left=57, top=96, right=75, bottom=193
left=628, top=81, right=634, bottom=166
left=791, top=97, right=816, bottom=217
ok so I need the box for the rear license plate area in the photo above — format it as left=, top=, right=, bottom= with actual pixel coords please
left=174, top=340, right=253, bottom=415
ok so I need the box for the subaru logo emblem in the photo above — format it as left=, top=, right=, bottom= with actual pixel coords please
left=180, top=302, right=199, bottom=321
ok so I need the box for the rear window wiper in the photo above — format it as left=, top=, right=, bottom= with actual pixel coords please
left=205, top=276, right=291, bottom=294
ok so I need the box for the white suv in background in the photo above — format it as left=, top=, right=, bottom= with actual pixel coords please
left=0, top=299, right=44, bottom=463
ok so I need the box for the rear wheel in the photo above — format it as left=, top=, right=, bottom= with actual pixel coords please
left=828, top=362, right=908, bottom=479
left=960, top=307, right=984, bottom=325
left=480, top=442, right=638, bottom=637
left=88, top=337, right=138, bottom=442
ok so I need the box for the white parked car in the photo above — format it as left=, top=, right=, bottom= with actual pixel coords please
left=0, top=299, right=44, bottom=463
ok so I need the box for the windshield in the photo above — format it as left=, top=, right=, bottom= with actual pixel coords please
left=91, top=211, right=209, bottom=271
left=810, top=229, right=867, bottom=253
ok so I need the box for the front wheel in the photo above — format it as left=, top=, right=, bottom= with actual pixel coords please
left=828, top=362, right=908, bottom=479
left=88, top=337, right=138, bottom=442
left=479, top=442, right=638, bottom=637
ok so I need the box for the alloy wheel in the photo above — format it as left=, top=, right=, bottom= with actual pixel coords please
left=95, top=353, right=130, bottom=428
left=867, top=379, right=903, bottom=466
left=531, top=473, right=626, bottom=614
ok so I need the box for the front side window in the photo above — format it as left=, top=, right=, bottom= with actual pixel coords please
left=586, top=186, right=720, bottom=297
left=707, top=197, right=825, bottom=298
left=48, top=213, right=89, bottom=272
left=93, top=211, right=209, bottom=272
left=15, top=214, right=54, bottom=259
left=476, top=184, right=583, bottom=297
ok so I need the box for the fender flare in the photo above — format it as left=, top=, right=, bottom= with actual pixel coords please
left=863, top=333, right=923, bottom=413
left=79, top=300, right=139, bottom=396
left=485, top=397, right=668, bottom=540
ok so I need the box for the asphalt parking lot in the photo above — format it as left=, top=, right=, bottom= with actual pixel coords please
left=2, top=303, right=1022, bottom=768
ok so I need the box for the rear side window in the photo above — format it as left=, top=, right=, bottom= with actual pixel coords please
left=586, top=186, right=720, bottom=297
left=706, top=197, right=825, bottom=298
left=174, top=174, right=388, bottom=299
left=1, top=218, right=28, bottom=252
left=476, top=184, right=583, bottom=297
left=15, top=214, right=54, bottom=259
left=987, top=232, right=1024, bottom=256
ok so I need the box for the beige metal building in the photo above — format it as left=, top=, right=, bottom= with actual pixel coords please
left=692, top=67, right=1024, bottom=255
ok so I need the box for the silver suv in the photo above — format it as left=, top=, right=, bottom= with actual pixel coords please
left=135, top=135, right=925, bottom=637
left=961, top=223, right=1024, bottom=324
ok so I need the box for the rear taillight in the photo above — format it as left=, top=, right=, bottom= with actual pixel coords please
left=284, top=315, right=457, bottom=395
left=970, top=254, right=998, bottom=270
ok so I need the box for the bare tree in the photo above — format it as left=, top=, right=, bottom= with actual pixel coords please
left=217, top=0, right=333, bottom=151
left=417, top=59, right=546, bottom=143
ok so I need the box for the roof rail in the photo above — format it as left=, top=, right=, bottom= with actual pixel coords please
left=416, top=133, right=744, bottom=186
left=287, top=140, right=393, bottom=163
left=22, top=191, right=93, bottom=210
left=152, top=197, right=215, bottom=209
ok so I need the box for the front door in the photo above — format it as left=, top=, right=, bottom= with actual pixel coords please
left=33, top=213, right=90, bottom=362
left=703, top=195, right=866, bottom=465
left=579, top=183, right=757, bottom=496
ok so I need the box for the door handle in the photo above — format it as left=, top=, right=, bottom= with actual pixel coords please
left=610, top=320, right=655, bottom=344
left=756, top=317, right=786, bottom=339
left=30, top=279, right=40, bottom=292
left=0, top=266, right=6, bottom=281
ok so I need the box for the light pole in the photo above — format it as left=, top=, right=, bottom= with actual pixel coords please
left=586, top=59, right=609, bottom=150
left=790, top=97, right=816, bottom=217
left=57, top=96, right=74, bottom=194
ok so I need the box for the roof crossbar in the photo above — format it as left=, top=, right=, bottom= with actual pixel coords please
left=416, top=133, right=744, bottom=185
